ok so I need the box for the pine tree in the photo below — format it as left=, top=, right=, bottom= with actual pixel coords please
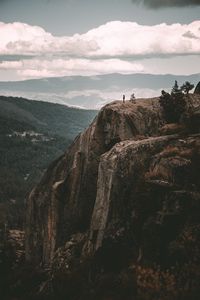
left=181, top=81, right=194, bottom=94
left=171, top=80, right=182, bottom=95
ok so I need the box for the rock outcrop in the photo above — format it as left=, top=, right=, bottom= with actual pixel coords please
left=194, top=81, right=200, bottom=94
left=25, top=94, right=200, bottom=299
left=26, top=97, right=164, bottom=265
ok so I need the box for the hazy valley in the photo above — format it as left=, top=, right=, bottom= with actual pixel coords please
left=0, top=73, right=199, bottom=109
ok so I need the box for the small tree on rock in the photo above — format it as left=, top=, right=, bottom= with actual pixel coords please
left=171, top=80, right=182, bottom=95
left=181, top=81, right=194, bottom=94
left=130, top=93, right=135, bottom=101
left=159, top=88, right=186, bottom=123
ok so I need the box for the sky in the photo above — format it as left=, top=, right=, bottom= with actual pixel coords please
left=0, top=0, right=200, bottom=82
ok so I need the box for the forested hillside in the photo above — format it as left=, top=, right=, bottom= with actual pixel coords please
left=0, top=96, right=97, bottom=227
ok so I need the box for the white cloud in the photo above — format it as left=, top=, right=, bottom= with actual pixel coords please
left=82, top=21, right=200, bottom=57
left=0, top=61, right=22, bottom=69
left=0, top=21, right=98, bottom=56
left=0, top=58, right=144, bottom=79
left=0, top=20, right=200, bottom=58
left=0, top=20, right=200, bottom=80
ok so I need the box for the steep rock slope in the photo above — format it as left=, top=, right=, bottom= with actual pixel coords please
left=25, top=98, right=164, bottom=264
left=25, top=94, right=200, bottom=272
left=85, top=134, right=200, bottom=260
left=194, top=81, right=200, bottom=94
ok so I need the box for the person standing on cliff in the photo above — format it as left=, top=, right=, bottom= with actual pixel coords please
left=123, top=94, right=125, bottom=103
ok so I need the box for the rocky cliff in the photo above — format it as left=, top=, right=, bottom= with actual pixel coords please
left=25, top=94, right=200, bottom=299
left=25, top=97, right=164, bottom=264
left=194, top=81, right=200, bottom=94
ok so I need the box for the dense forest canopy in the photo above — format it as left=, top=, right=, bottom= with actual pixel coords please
left=0, top=96, right=97, bottom=226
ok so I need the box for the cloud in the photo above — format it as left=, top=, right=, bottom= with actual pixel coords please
left=132, top=0, right=200, bottom=8
left=83, top=21, right=200, bottom=57
left=0, top=58, right=144, bottom=79
left=1, top=21, right=200, bottom=59
left=1, top=20, right=200, bottom=80
left=182, top=30, right=200, bottom=39
left=0, top=60, right=22, bottom=69
left=0, top=21, right=99, bottom=56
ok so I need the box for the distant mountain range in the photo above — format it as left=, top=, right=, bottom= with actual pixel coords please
left=0, top=73, right=199, bottom=109
left=0, top=96, right=97, bottom=225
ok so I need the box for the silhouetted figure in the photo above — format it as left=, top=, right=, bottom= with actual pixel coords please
left=123, top=94, right=125, bottom=103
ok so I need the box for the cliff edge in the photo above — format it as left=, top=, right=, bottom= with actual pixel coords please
left=26, top=97, right=165, bottom=264
left=25, top=94, right=200, bottom=299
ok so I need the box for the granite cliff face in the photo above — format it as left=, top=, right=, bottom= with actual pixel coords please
left=25, top=97, right=164, bottom=265
left=25, top=94, right=200, bottom=299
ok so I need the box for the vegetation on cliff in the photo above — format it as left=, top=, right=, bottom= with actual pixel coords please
left=1, top=90, right=200, bottom=300
left=0, top=96, right=96, bottom=227
left=22, top=92, right=200, bottom=300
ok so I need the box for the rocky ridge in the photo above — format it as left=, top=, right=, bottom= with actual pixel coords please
left=25, top=97, right=164, bottom=265
left=25, top=94, right=200, bottom=299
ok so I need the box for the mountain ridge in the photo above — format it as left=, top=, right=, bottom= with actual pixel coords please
left=1, top=73, right=199, bottom=109
left=0, top=96, right=97, bottom=226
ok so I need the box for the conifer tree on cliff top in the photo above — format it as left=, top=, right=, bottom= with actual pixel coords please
left=181, top=81, right=194, bottom=94
left=171, top=80, right=182, bottom=95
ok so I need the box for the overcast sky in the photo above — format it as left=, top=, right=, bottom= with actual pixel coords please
left=0, top=0, right=200, bottom=81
